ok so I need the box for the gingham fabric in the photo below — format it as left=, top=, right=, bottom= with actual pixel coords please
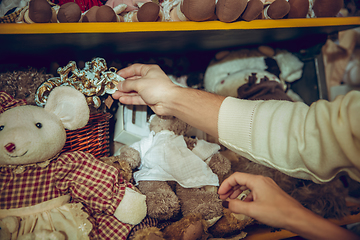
left=0, top=91, right=26, bottom=113
left=0, top=151, right=135, bottom=239
left=0, top=7, right=25, bottom=23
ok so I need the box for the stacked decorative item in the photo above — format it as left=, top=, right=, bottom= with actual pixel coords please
left=35, top=57, right=124, bottom=158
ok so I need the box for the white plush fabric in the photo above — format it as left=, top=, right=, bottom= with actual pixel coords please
left=130, top=130, right=220, bottom=188
left=44, top=86, right=89, bottom=130
left=114, top=187, right=147, bottom=225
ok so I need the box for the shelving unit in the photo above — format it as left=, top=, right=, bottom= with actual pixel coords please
left=0, top=17, right=359, bottom=55
left=1, top=16, right=360, bottom=239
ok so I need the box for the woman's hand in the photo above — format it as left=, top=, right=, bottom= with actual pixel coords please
left=112, top=63, right=179, bottom=116
left=218, top=172, right=304, bottom=229
left=218, top=172, right=360, bottom=240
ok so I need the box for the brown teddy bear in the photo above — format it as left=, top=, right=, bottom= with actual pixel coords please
left=118, top=115, right=235, bottom=239
left=82, top=2, right=163, bottom=22
left=16, top=0, right=163, bottom=23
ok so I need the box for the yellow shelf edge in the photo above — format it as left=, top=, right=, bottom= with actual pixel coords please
left=0, top=17, right=359, bottom=34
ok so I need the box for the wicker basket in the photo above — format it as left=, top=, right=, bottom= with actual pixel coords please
left=61, top=112, right=112, bottom=158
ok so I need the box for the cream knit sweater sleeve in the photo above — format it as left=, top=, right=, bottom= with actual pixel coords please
left=218, top=91, right=360, bottom=183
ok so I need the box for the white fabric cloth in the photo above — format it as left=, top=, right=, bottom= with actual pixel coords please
left=130, top=130, right=220, bottom=188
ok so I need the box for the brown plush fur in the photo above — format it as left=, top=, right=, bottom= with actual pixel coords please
left=100, top=155, right=134, bottom=183
left=0, top=68, right=53, bottom=105
left=130, top=227, right=165, bottom=240
left=121, top=115, right=233, bottom=239
left=209, top=209, right=255, bottom=238
left=138, top=181, right=181, bottom=220
left=162, top=214, right=208, bottom=240
left=176, top=185, right=223, bottom=221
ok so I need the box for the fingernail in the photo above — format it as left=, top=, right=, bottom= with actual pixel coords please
left=222, top=201, right=229, bottom=209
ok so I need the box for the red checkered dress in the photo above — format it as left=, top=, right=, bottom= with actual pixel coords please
left=0, top=151, right=135, bottom=239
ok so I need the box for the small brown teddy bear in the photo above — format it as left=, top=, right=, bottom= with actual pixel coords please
left=118, top=115, right=233, bottom=239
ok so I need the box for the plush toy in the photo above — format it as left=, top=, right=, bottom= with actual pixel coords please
left=81, top=1, right=163, bottom=22
left=323, top=27, right=360, bottom=100
left=157, top=0, right=292, bottom=22
left=113, top=1, right=164, bottom=22
left=260, top=0, right=343, bottom=20
left=16, top=0, right=160, bottom=23
left=287, top=0, right=343, bottom=18
left=57, top=2, right=82, bottom=22
left=160, top=0, right=343, bottom=23
left=0, top=86, right=147, bottom=239
left=15, top=0, right=82, bottom=23
left=203, top=46, right=304, bottom=100
left=15, top=0, right=57, bottom=23
left=118, top=115, right=234, bottom=239
left=0, top=68, right=53, bottom=105
left=157, top=0, right=261, bottom=22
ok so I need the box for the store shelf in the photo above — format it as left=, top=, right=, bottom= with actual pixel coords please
left=0, top=17, right=359, bottom=55
left=1, top=15, right=360, bottom=240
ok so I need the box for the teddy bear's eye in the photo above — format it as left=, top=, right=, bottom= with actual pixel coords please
left=0, top=125, right=4, bottom=131
left=35, top=123, right=42, bottom=129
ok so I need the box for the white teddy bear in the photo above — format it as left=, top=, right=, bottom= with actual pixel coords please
left=203, top=46, right=304, bottom=99
left=0, top=86, right=146, bottom=240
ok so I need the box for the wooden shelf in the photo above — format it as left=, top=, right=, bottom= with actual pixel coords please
left=0, top=17, right=359, bottom=55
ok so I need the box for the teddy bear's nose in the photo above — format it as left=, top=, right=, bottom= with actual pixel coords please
left=5, top=143, right=16, bottom=153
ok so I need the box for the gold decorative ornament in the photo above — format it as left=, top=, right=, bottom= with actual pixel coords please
left=35, top=58, right=124, bottom=108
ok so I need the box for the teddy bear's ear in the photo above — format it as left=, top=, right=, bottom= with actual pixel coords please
left=44, top=86, right=90, bottom=130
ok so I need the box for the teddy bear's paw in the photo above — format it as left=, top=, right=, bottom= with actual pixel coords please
left=181, top=0, right=216, bottom=21
left=184, top=200, right=223, bottom=221
left=312, top=0, right=342, bottom=17
left=28, top=0, right=53, bottom=23
left=163, top=214, right=208, bottom=240
left=137, top=2, right=161, bottom=22
left=287, top=0, right=309, bottom=18
left=146, top=189, right=180, bottom=220
left=181, top=221, right=206, bottom=240
left=240, top=0, right=263, bottom=21
left=130, top=227, right=165, bottom=240
left=208, top=209, right=254, bottom=238
left=208, top=153, right=231, bottom=181
left=265, top=0, right=290, bottom=19
left=177, top=186, right=223, bottom=221
left=119, top=146, right=141, bottom=169
left=216, top=0, right=248, bottom=23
